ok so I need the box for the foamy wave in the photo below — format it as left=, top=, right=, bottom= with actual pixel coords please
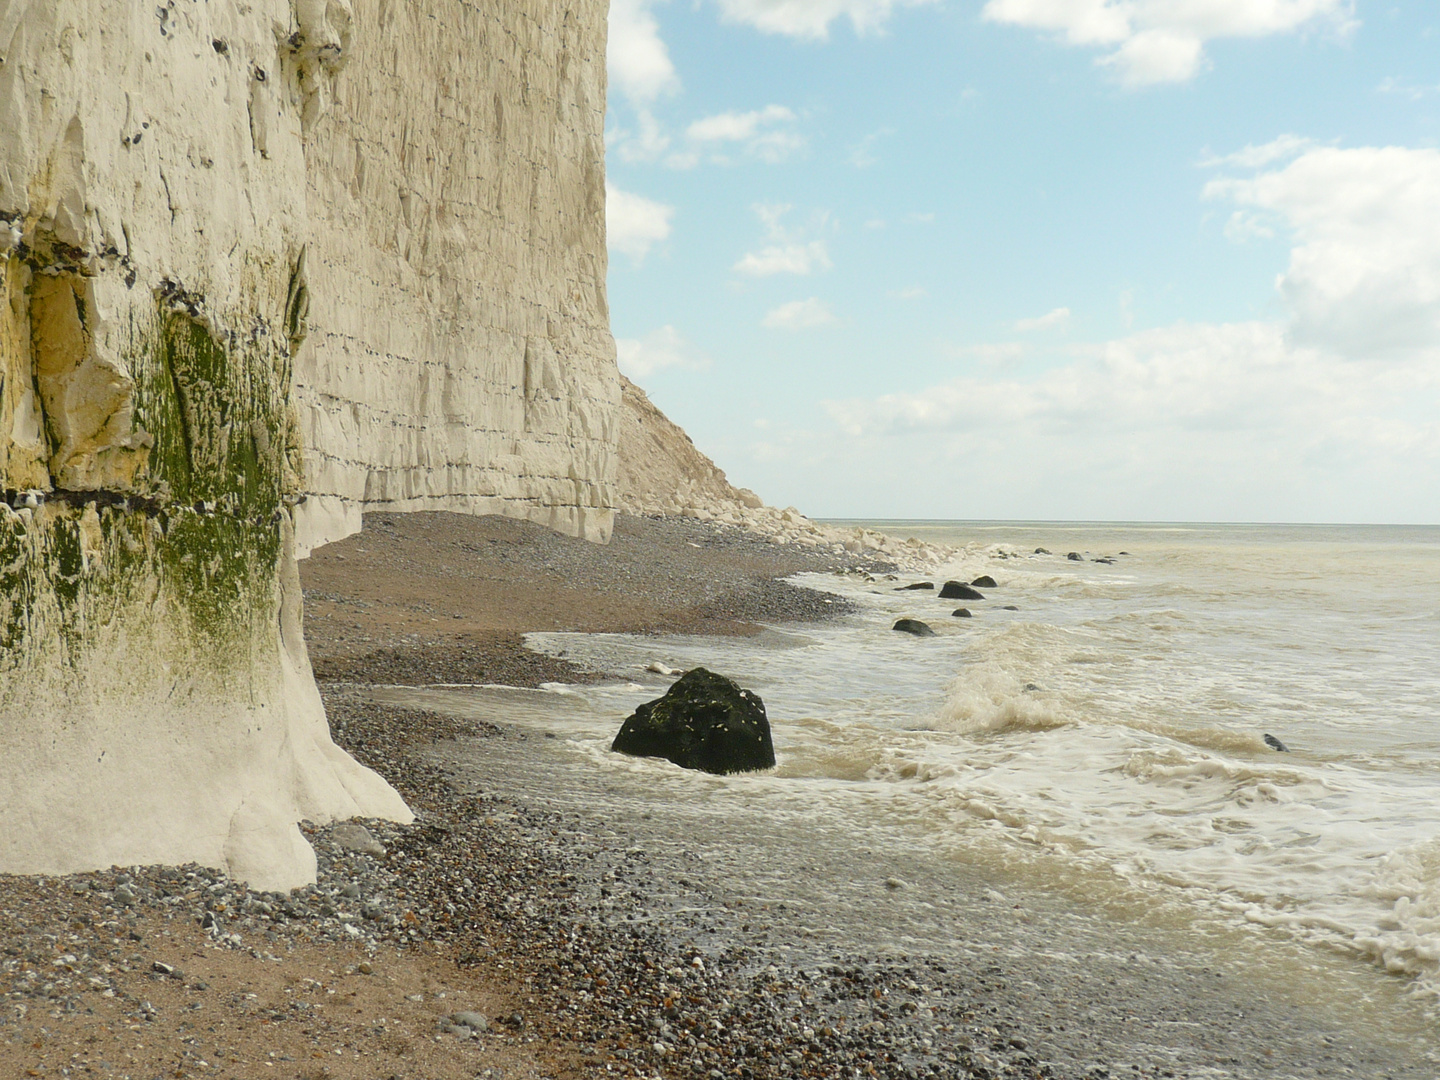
left=1122, top=722, right=1284, bottom=757
left=1354, top=839, right=1440, bottom=990
left=932, top=665, right=1070, bottom=735
left=864, top=755, right=964, bottom=785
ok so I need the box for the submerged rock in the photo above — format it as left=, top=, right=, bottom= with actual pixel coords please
left=611, top=668, right=775, bottom=774
left=892, top=618, right=936, bottom=637
left=1263, top=734, right=1289, bottom=752
left=939, top=581, right=985, bottom=600
left=971, top=575, right=998, bottom=588
left=951, top=608, right=972, bottom=618
left=1067, top=552, right=1083, bottom=561
left=1035, top=547, right=1051, bottom=555
left=896, top=581, right=935, bottom=591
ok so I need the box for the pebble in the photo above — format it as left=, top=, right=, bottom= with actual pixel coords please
left=449, top=1010, right=489, bottom=1032
left=330, top=821, right=386, bottom=855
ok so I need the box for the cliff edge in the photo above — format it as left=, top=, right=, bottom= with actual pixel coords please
left=0, top=0, right=614, bottom=889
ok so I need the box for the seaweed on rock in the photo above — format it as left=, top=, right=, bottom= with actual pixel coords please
left=611, top=667, right=776, bottom=775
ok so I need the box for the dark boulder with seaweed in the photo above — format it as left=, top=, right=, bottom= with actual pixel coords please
left=893, top=618, right=937, bottom=636
left=610, top=668, right=775, bottom=774
left=939, top=580, right=985, bottom=600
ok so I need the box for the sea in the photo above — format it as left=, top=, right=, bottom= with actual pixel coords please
left=375, top=521, right=1440, bottom=1065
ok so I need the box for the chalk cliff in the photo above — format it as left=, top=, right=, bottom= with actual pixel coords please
left=0, top=0, right=616, bottom=889
left=292, top=0, right=616, bottom=554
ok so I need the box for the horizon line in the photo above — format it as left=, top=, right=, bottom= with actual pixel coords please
left=814, top=517, right=1440, bottom=528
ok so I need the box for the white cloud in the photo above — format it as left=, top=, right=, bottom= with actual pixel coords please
left=1221, top=211, right=1275, bottom=242
left=982, top=0, right=1356, bottom=86
left=608, top=0, right=679, bottom=104
left=1014, top=306, right=1071, bottom=332
left=734, top=203, right=834, bottom=276
left=1378, top=77, right=1440, bottom=101
left=715, top=0, right=938, bottom=40
left=612, top=105, right=805, bottom=169
left=785, top=140, right=1440, bottom=521
left=890, top=285, right=928, bottom=299
left=1205, top=145, right=1440, bottom=356
left=688, top=104, right=793, bottom=142
left=615, top=325, right=711, bottom=378
left=948, top=341, right=1028, bottom=366
left=828, top=323, right=1300, bottom=435
left=1198, top=134, right=1315, bottom=169
left=735, top=241, right=832, bottom=276
left=849, top=128, right=893, bottom=169
left=762, top=298, right=837, bottom=329
left=816, top=320, right=1440, bottom=519
left=609, top=109, right=672, bottom=164
left=606, top=182, right=674, bottom=263
left=685, top=105, right=804, bottom=164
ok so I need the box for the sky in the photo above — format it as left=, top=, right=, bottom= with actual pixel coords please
left=602, top=0, right=1440, bottom=523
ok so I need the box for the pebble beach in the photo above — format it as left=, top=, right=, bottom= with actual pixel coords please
left=2, top=512, right=1430, bottom=1080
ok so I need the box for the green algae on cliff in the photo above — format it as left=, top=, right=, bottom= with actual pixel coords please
left=1, top=286, right=296, bottom=681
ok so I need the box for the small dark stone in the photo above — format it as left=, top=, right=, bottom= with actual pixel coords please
left=896, top=582, right=935, bottom=591
left=1035, top=547, right=1051, bottom=555
left=1024, top=683, right=1040, bottom=691
left=951, top=608, right=972, bottom=618
left=1093, top=556, right=1116, bottom=564
left=611, top=667, right=775, bottom=775
left=939, top=581, right=984, bottom=600
left=1001, top=605, right=1019, bottom=611
left=970, top=575, right=997, bottom=589
left=1067, top=552, right=1083, bottom=561
left=1263, top=734, right=1289, bottom=752
left=892, top=619, right=936, bottom=637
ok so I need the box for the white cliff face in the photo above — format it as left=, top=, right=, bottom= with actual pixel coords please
left=292, top=0, right=618, bottom=554
left=0, top=0, right=617, bottom=888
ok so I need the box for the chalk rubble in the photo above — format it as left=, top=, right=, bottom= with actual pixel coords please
left=614, top=377, right=954, bottom=570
